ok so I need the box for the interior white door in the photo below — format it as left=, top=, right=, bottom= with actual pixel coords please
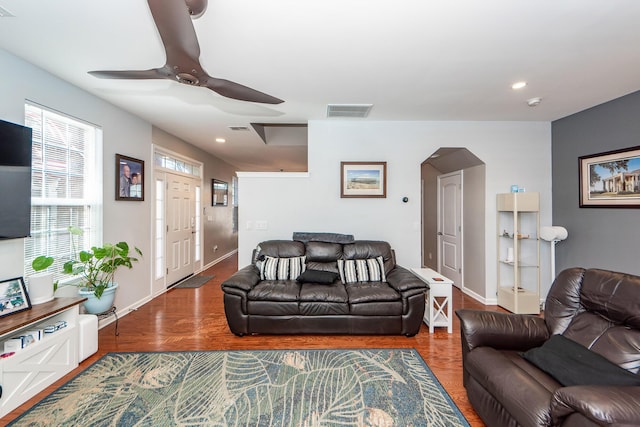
left=438, top=172, right=463, bottom=288
left=166, top=173, right=195, bottom=286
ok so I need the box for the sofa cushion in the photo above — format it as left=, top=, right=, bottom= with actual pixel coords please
left=296, top=269, right=339, bottom=284
left=260, top=256, right=306, bottom=281
left=579, top=268, right=640, bottom=329
left=305, top=241, right=342, bottom=262
left=563, top=312, right=640, bottom=373
left=521, top=334, right=640, bottom=387
left=306, top=261, right=340, bottom=273
left=337, top=257, right=386, bottom=283
left=343, top=241, right=395, bottom=273
left=256, top=240, right=306, bottom=259
left=299, top=283, right=349, bottom=315
left=345, top=282, right=400, bottom=303
left=248, top=281, right=300, bottom=302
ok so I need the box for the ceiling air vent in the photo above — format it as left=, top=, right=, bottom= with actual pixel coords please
left=326, top=104, right=373, bottom=118
left=228, top=126, right=250, bottom=131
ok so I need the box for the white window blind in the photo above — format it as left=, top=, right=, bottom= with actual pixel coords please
left=23, top=103, right=103, bottom=284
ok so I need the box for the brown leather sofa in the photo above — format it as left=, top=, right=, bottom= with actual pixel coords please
left=456, top=267, right=640, bottom=427
left=221, top=239, right=428, bottom=336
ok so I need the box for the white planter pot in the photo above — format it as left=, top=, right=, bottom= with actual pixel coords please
left=78, top=282, right=118, bottom=314
left=27, top=272, right=55, bottom=305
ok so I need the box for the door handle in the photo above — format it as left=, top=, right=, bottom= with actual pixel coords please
left=437, top=231, right=443, bottom=236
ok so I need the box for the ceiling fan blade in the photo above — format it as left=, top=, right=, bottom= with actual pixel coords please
left=204, top=78, right=284, bottom=104
left=147, top=0, right=201, bottom=67
left=88, top=0, right=285, bottom=105
left=88, top=69, right=165, bottom=80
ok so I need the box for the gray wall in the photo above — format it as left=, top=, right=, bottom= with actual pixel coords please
left=552, top=90, right=640, bottom=275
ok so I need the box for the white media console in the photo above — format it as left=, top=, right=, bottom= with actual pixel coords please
left=0, top=297, right=86, bottom=417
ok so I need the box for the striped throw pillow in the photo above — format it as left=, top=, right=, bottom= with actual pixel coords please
left=260, top=256, right=306, bottom=280
left=338, top=256, right=386, bottom=283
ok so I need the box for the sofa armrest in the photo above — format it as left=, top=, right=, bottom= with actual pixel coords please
left=456, top=309, right=549, bottom=352
left=551, top=386, right=640, bottom=426
left=386, top=266, right=429, bottom=293
left=221, top=265, right=260, bottom=293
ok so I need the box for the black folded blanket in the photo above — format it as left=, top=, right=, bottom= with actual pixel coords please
left=292, top=232, right=355, bottom=244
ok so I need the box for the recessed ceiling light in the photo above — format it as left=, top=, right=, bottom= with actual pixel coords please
left=215, top=138, right=226, bottom=143
left=511, top=81, right=527, bottom=90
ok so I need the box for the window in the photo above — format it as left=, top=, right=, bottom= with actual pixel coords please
left=232, top=176, right=239, bottom=233
left=154, top=177, right=164, bottom=279
left=23, top=103, right=103, bottom=284
left=194, top=185, right=201, bottom=262
left=154, top=152, right=200, bottom=177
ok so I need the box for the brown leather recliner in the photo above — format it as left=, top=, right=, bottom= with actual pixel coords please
left=456, top=268, right=640, bottom=427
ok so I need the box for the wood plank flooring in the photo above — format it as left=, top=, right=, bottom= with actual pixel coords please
left=2, top=255, right=498, bottom=426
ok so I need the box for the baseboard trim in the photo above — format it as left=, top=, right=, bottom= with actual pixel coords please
left=461, top=286, right=497, bottom=306
left=198, top=249, right=237, bottom=273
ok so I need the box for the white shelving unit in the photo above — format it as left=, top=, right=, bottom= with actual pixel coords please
left=496, top=192, right=540, bottom=314
left=0, top=297, right=85, bottom=417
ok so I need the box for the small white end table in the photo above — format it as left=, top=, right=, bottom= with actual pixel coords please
left=411, top=268, right=453, bottom=333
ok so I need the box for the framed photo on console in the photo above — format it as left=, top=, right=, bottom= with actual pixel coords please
left=116, top=154, right=144, bottom=201
left=340, top=161, right=387, bottom=198
left=579, top=145, right=640, bottom=208
left=0, top=277, right=32, bottom=318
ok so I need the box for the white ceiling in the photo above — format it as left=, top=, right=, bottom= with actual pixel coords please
left=1, top=0, right=639, bottom=171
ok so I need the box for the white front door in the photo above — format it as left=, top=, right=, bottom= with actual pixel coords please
left=438, top=172, right=463, bottom=288
left=166, top=173, right=195, bottom=286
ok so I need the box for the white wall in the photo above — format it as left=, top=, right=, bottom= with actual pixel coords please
left=239, top=120, right=552, bottom=301
left=0, top=49, right=152, bottom=315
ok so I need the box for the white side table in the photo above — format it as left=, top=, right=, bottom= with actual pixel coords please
left=411, top=268, right=453, bottom=333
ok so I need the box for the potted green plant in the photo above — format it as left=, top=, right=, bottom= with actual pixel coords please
left=27, top=255, right=55, bottom=305
left=62, top=226, right=142, bottom=314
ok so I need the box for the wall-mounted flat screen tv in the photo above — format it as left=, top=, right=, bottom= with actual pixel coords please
left=0, top=119, right=32, bottom=240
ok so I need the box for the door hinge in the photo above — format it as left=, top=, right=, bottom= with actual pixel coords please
left=459, top=268, right=462, bottom=273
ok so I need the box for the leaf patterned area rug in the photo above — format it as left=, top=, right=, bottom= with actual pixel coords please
left=9, top=349, right=470, bottom=427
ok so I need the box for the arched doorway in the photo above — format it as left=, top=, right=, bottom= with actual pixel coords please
left=421, top=148, right=486, bottom=301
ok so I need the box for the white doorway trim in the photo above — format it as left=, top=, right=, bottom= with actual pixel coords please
left=152, top=146, right=203, bottom=293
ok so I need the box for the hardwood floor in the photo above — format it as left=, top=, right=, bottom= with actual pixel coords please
left=1, top=255, right=498, bottom=426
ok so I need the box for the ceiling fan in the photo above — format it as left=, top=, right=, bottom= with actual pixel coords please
left=89, top=0, right=283, bottom=104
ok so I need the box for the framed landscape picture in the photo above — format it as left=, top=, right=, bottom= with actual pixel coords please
left=0, top=277, right=32, bottom=318
left=579, top=145, right=640, bottom=208
left=340, top=161, right=387, bottom=198
left=116, top=154, right=144, bottom=201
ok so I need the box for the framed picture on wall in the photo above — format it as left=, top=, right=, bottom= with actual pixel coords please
left=340, top=161, right=387, bottom=198
left=579, top=145, right=640, bottom=208
left=212, top=179, right=228, bottom=206
left=116, top=154, right=144, bottom=201
left=0, top=277, right=32, bottom=318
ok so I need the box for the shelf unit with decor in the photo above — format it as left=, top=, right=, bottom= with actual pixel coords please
left=0, top=297, right=86, bottom=417
left=496, top=192, right=540, bottom=314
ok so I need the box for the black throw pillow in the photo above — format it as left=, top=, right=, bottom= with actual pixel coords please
left=521, top=334, right=640, bottom=387
left=296, top=269, right=339, bottom=284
